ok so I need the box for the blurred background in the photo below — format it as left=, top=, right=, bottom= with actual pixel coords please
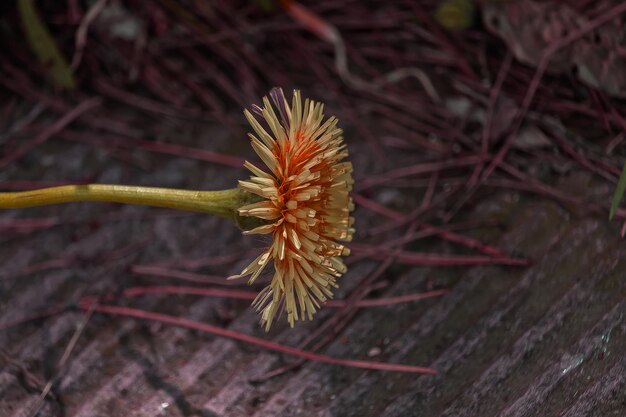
left=0, top=1, right=625, bottom=416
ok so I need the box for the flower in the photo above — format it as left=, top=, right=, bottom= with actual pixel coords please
left=234, top=88, right=355, bottom=330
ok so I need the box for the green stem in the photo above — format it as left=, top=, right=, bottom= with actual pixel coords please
left=0, top=184, right=254, bottom=220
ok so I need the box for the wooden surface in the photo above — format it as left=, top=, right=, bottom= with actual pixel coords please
left=0, top=116, right=624, bottom=417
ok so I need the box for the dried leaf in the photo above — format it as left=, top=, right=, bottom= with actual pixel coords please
left=483, top=1, right=626, bottom=98
left=609, top=163, right=626, bottom=220
left=513, top=125, right=552, bottom=150
left=434, top=0, right=475, bottom=30
left=17, top=0, right=75, bottom=89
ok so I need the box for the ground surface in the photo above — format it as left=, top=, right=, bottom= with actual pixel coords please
left=1, top=1, right=625, bottom=417
left=1, top=115, right=624, bottom=417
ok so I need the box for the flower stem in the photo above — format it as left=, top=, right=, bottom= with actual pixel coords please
left=0, top=184, right=254, bottom=220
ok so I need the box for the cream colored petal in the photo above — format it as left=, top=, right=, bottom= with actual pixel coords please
left=243, top=224, right=275, bottom=235
left=244, top=160, right=273, bottom=179
left=250, top=137, right=278, bottom=174
left=244, top=110, right=275, bottom=148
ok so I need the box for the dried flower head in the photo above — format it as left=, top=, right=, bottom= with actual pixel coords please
left=235, top=88, right=355, bottom=330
